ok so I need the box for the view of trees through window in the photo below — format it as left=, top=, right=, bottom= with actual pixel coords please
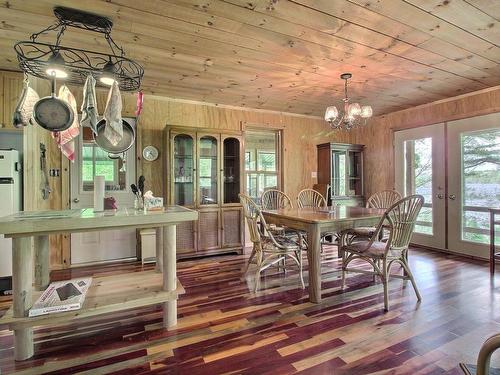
left=405, top=129, right=500, bottom=244
left=461, top=129, right=500, bottom=244
left=404, top=137, right=433, bottom=235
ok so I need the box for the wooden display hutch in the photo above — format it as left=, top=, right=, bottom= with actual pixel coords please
left=164, top=126, right=245, bottom=258
left=317, top=142, right=365, bottom=207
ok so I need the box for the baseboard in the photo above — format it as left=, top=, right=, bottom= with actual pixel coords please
left=411, top=243, right=488, bottom=262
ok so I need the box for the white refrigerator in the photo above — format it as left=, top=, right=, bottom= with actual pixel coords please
left=0, top=149, right=21, bottom=279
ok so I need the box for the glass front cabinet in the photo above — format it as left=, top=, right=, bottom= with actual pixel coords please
left=165, top=127, right=244, bottom=258
left=317, top=142, right=364, bottom=206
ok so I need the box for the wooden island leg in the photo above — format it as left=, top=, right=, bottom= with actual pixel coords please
left=162, top=225, right=177, bottom=328
left=12, top=236, right=34, bottom=361
left=306, top=224, right=322, bottom=303
left=34, top=235, right=49, bottom=291
left=155, top=227, right=163, bottom=273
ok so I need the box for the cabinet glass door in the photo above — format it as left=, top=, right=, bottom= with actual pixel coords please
left=199, top=136, right=218, bottom=205
left=223, top=137, right=241, bottom=204
left=173, top=134, right=195, bottom=206
left=331, top=150, right=346, bottom=197
left=348, top=150, right=362, bottom=196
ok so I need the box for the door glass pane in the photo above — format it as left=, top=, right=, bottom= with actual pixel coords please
left=199, top=136, right=218, bottom=205
left=403, top=137, right=433, bottom=235
left=223, top=138, right=240, bottom=204
left=244, top=130, right=279, bottom=201
left=81, top=143, right=126, bottom=192
left=174, top=134, right=194, bottom=205
left=461, top=129, right=500, bottom=244
left=332, top=151, right=346, bottom=196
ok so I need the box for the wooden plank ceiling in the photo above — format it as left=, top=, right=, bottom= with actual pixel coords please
left=0, top=0, right=499, bottom=116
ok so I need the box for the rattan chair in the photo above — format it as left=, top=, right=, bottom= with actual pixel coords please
left=261, top=189, right=293, bottom=210
left=297, top=188, right=327, bottom=208
left=240, top=194, right=305, bottom=292
left=340, top=195, right=424, bottom=311
left=297, top=189, right=335, bottom=251
left=339, top=190, right=402, bottom=255
left=261, top=189, right=305, bottom=240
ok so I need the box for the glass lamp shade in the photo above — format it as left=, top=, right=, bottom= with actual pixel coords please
left=99, top=60, right=116, bottom=86
left=348, top=102, right=361, bottom=116
left=45, top=51, right=68, bottom=79
left=324, top=106, right=339, bottom=122
left=360, top=105, right=373, bottom=118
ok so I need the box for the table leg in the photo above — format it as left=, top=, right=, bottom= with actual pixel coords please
left=34, top=235, right=49, bottom=291
left=155, top=227, right=163, bottom=273
left=162, top=225, right=177, bottom=328
left=12, top=237, right=34, bottom=361
left=307, top=224, right=322, bottom=303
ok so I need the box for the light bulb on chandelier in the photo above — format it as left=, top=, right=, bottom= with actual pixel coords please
left=324, top=73, right=372, bottom=130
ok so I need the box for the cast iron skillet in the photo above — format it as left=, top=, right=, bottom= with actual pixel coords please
left=33, top=76, right=74, bottom=131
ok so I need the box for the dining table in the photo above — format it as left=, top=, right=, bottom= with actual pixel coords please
left=262, top=206, right=385, bottom=303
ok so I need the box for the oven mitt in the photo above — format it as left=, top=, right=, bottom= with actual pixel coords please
left=52, top=85, right=80, bottom=162
left=81, top=75, right=99, bottom=135
left=103, top=81, right=123, bottom=146
left=13, top=79, right=39, bottom=128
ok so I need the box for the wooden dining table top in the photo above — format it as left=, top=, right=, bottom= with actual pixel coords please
left=261, top=206, right=385, bottom=224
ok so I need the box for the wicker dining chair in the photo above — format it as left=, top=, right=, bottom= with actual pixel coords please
left=239, top=194, right=305, bottom=292
left=261, top=189, right=293, bottom=210
left=339, top=190, right=402, bottom=256
left=340, top=195, right=424, bottom=311
left=261, top=188, right=305, bottom=241
left=297, top=189, right=335, bottom=251
left=297, top=188, right=327, bottom=208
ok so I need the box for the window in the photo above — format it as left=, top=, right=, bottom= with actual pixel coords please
left=244, top=130, right=280, bottom=201
left=81, top=143, right=126, bottom=191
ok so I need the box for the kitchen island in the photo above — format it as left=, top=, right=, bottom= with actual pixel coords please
left=0, top=206, right=198, bottom=361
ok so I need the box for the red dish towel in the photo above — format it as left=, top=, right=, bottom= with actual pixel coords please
left=52, top=85, right=80, bottom=162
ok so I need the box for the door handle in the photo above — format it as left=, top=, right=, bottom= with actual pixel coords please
left=448, top=194, right=456, bottom=200
left=73, top=198, right=80, bottom=203
left=436, top=193, right=444, bottom=199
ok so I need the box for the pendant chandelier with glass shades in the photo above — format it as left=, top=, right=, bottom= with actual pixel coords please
left=324, top=73, right=373, bottom=130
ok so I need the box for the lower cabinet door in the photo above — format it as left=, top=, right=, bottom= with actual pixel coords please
left=198, top=209, right=221, bottom=252
left=222, top=207, right=243, bottom=248
left=176, top=220, right=197, bottom=255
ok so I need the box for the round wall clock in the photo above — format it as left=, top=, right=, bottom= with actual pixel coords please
left=142, top=145, right=159, bottom=161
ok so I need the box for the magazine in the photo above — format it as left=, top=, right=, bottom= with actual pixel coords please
left=29, top=278, right=92, bottom=317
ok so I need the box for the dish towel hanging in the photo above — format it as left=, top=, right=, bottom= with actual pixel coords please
left=103, top=81, right=123, bottom=146
left=81, top=75, right=99, bottom=134
left=52, top=85, right=80, bottom=161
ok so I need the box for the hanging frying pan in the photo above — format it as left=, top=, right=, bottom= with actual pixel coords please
left=93, top=119, right=135, bottom=155
left=33, top=76, right=74, bottom=131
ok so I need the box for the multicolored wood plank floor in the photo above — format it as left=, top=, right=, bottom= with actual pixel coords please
left=1, top=246, right=500, bottom=374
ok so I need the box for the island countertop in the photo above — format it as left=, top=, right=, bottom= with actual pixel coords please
left=0, top=206, right=198, bottom=238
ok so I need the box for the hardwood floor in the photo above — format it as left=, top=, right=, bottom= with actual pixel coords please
left=1, top=247, right=500, bottom=374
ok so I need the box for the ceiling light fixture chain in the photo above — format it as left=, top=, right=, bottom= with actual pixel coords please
left=324, top=73, right=373, bottom=131
left=15, top=6, right=143, bottom=91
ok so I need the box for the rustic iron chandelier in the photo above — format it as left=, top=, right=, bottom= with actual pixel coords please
left=14, top=7, right=144, bottom=91
left=324, top=73, right=372, bottom=130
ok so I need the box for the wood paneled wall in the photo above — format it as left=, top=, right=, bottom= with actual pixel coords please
left=16, top=72, right=348, bottom=268
left=354, top=86, right=500, bottom=199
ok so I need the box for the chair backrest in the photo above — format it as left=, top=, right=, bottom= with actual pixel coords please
left=366, top=190, right=402, bottom=209
left=261, top=189, right=293, bottom=210
left=239, top=193, right=285, bottom=250
left=239, top=194, right=262, bottom=244
left=383, top=195, right=424, bottom=251
left=297, top=189, right=327, bottom=208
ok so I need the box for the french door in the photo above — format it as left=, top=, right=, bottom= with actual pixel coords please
left=394, top=123, right=446, bottom=249
left=395, top=112, right=500, bottom=259
left=447, top=114, right=499, bottom=257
